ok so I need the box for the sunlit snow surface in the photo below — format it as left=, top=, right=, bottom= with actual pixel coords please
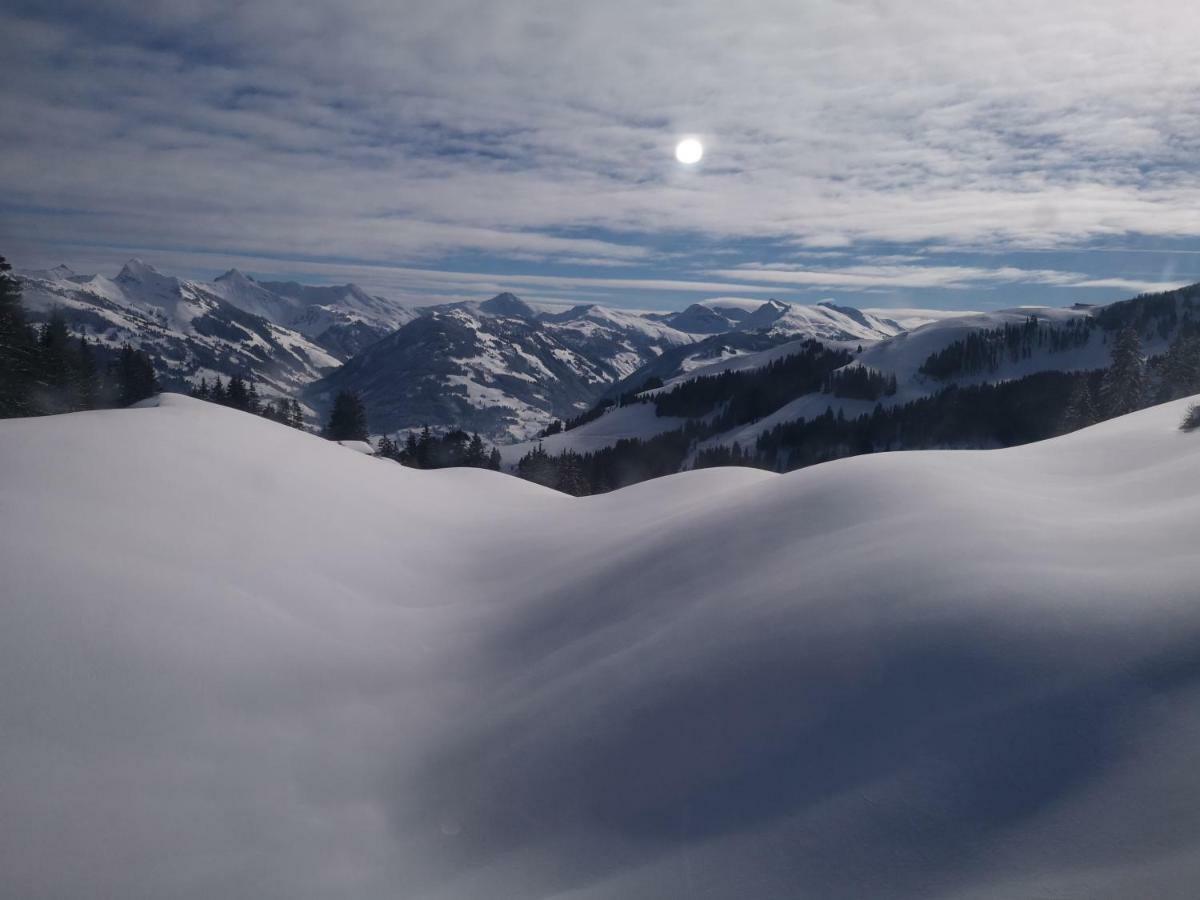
left=4, top=394, right=1200, bottom=899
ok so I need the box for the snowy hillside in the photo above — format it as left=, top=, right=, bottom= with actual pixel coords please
left=4, top=395, right=1200, bottom=899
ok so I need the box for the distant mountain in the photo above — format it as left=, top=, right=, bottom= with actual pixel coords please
left=498, top=282, right=1200, bottom=484
left=306, top=292, right=907, bottom=440
left=304, top=295, right=700, bottom=439
left=16, top=259, right=911, bottom=436
left=210, top=270, right=418, bottom=357
left=17, top=261, right=342, bottom=397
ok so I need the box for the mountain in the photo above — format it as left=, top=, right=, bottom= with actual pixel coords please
left=16, top=260, right=341, bottom=397
left=210, top=270, right=418, bottom=357
left=307, top=293, right=906, bottom=440
left=5, top=393, right=1200, bottom=898
left=501, top=283, right=1200, bottom=480
left=305, top=295, right=700, bottom=439
left=15, top=259, right=916, bottom=436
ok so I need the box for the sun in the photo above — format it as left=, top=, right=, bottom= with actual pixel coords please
left=675, top=138, right=703, bottom=164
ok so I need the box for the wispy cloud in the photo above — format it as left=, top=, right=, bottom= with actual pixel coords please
left=710, top=263, right=1085, bottom=290
left=1, top=0, right=1199, bottom=308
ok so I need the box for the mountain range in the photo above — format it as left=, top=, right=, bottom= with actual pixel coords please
left=16, top=260, right=905, bottom=438
left=20, top=259, right=1194, bottom=456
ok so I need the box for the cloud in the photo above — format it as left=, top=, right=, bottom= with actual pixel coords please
left=1, top=0, right=1199, bottom=305
left=710, top=263, right=1086, bottom=290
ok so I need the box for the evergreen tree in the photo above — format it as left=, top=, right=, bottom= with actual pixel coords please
left=1182, top=403, right=1200, bottom=432
left=226, top=375, right=250, bottom=411
left=1100, top=326, right=1146, bottom=417
left=488, top=447, right=502, bottom=470
left=288, top=399, right=304, bottom=430
left=405, top=431, right=419, bottom=461
left=110, top=345, right=158, bottom=407
left=76, top=335, right=98, bottom=410
left=1062, top=375, right=1099, bottom=432
left=554, top=452, right=588, bottom=495
left=1159, top=332, right=1200, bottom=401
left=465, top=432, right=487, bottom=467
left=246, top=382, right=260, bottom=414
left=516, top=443, right=557, bottom=487
left=375, top=435, right=398, bottom=459
left=0, top=256, right=34, bottom=416
left=416, top=425, right=432, bottom=467
left=210, top=377, right=227, bottom=405
left=324, top=390, right=369, bottom=441
left=37, top=308, right=76, bottom=411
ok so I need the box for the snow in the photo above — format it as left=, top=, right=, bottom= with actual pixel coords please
left=497, top=401, right=690, bottom=465
left=5, top=395, right=1200, bottom=897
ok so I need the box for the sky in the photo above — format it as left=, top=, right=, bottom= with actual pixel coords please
left=2, top=0, right=1200, bottom=311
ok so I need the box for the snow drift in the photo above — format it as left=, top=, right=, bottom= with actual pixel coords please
left=3, top=394, right=1200, bottom=899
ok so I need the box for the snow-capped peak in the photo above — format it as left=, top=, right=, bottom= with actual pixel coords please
left=17, top=263, right=78, bottom=283
left=478, top=292, right=537, bottom=319
left=116, top=258, right=168, bottom=283
left=214, top=268, right=255, bottom=286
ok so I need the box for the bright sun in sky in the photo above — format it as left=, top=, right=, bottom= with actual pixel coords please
left=675, top=138, right=703, bottom=164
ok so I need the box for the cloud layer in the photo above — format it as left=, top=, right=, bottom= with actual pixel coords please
left=1, top=0, right=1199, bottom=307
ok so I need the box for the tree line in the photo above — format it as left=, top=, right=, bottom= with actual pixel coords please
left=918, top=316, right=1094, bottom=381
left=377, top=426, right=502, bottom=470
left=189, top=375, right=307, bottom=429
left=321, top=388, right=501, bottom=469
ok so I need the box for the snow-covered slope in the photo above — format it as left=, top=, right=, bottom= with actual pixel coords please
left=17, top=261, right=341, bottom=396
left=496, top=400, right=691, bottom=466
left=4, top=395, right=1200, bottom=899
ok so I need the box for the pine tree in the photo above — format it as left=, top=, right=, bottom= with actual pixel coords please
left=1100, top=326, right=1146, bottom=418
left=246, top=382, right=260, bottom=414
left=288, top=399, right=304, bottom=429
left=416, top=425, right=432, bottom=467
left=0, top=256, right=35, bottom=416
left=1159, top=332, right=1200, bottom=401
left=466, top=432, right=487, bottom=467
left=324, top=390, right=369, bottom=441
left=1062, top=376, right=1099, bottom=432
left=76, top=335, right=99, bottom=410
left=211, top=377, right=227, bottom=405
left=110, top=345, right=158, bottom=407
left=37, top=308, right=76, bottom=411
left=554, top=452, right=587, bottom=495
left=227, top=375, right=250, bottom=411
left=375, top=435, right=397, bottom=459
left=488, top=447, right=502, bottom=471
left=516, top=443, right=557, bottom=487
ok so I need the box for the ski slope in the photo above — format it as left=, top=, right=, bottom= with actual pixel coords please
left=4, top=394, right=1200, bottom=899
